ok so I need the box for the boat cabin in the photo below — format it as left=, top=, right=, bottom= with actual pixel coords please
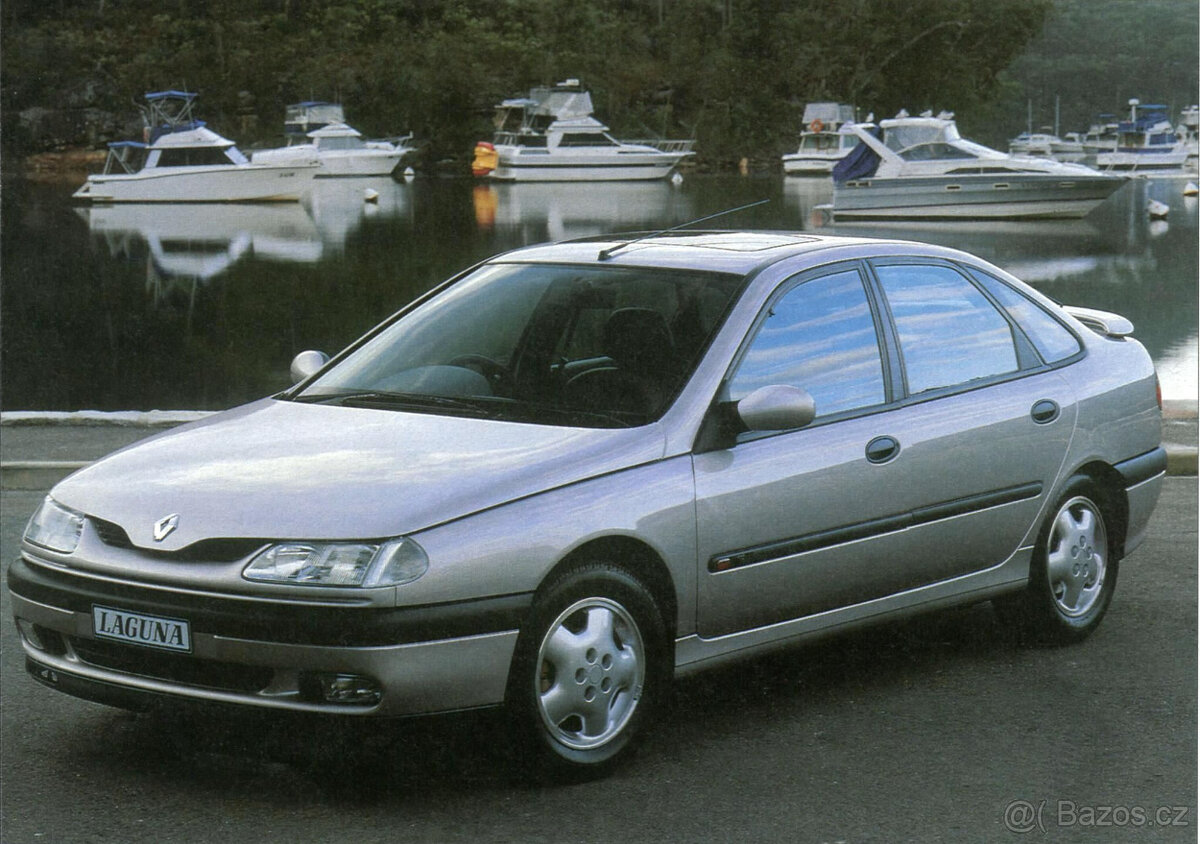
left=285, top=102, right=347, bottom=141
left=492, top=79, right=618, bottom=149
left=1115, top=103, right=1178, bottom=150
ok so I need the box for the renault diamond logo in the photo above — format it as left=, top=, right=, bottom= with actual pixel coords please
left=153, top=514, right=180, bottom=542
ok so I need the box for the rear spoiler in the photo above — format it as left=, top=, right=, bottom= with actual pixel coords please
left=1063, top=305, right=1134, bottom=338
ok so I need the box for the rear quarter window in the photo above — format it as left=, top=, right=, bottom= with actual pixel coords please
left=965, top=268, right=1082, bottom=364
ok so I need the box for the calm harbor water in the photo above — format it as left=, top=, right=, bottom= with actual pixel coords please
left=1, top=173, right=1196, bottom=411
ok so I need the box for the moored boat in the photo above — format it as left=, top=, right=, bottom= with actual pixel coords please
left=1079, top=114, right=1120, bottom=155
left=73, top=91, right=318, bottom=203
left=831, top=110, right=1126, bottom=220
left=1008, top=131, right=1057, bottom=157
left=1096, top=100, right=1190, bottom=173
left=781, top=103, right=860, bottom=175
left=252, top=122, right=414, bottom=177
left=471, top=79, right=694, bottom=182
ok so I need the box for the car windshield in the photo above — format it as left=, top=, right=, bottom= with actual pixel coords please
left=293, top=262, right=744, bottom=427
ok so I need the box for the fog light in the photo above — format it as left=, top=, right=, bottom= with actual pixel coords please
left=305, top=672, right=382, bottom=706
left=16, top=619, right=45, bottom=651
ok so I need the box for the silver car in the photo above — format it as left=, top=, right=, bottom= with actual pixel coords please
left=10, top=231, right=1165, bottom=778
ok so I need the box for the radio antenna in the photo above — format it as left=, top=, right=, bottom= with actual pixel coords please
left=597, top=198, right=770, bottom=261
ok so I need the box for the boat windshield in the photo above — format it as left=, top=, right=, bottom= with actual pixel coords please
left=316, top=136, right=367, bottom=151
left=558, top=132, right=619, bottom=147
left=292, top=263, right=744, bottom=427
left=799, top=134, right=840, bottom=152
left=884, top=123, right=953, bottom=152
left=898, top=143, right=978, bottom=161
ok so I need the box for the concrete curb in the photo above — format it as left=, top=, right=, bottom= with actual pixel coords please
left=1, top=410, right=214, bottom=427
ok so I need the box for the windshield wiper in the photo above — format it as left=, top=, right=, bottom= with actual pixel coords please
left=292, top=390, right=496, bottom=415
left=289, top=391, right=639, bottom=428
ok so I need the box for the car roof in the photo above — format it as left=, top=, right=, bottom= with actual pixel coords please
left=494, top=230, right=939, bottom=275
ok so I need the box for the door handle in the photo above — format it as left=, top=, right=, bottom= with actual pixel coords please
left=866, top=435, right=900, bottom=464
left=1031, top=399, right=1060, bottom=424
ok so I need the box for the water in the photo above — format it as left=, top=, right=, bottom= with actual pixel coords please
left=2, top=173, right=1196, bottom=411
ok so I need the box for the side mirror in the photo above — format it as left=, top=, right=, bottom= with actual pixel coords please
left=290, top=349, right=330, bottom=384
left=737, top=385, right=816, bottom=431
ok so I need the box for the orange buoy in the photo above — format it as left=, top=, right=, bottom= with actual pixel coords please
left=809, top=119, right=825, bottom=133
left=472, top=141, right=498, bottom=177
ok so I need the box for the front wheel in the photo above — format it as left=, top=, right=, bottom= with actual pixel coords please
left=999, top=478, right=1118, bottom=644
left=506, top=563, right=668, bottom=781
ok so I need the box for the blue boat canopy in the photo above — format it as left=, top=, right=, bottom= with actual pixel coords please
left=832, top=127, right=882, bottom=183
left=107, top=140, right=147, bottom=149
left=145, top=90, right=197, bottom=101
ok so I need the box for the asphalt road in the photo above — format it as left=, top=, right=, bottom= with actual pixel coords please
left=1, top=480, right=1195, bottom=844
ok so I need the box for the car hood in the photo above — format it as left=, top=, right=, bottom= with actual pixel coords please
left=52, top=399, right=666, bottom=551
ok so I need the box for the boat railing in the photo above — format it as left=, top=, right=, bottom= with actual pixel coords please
left=103, top=141, right=147, bottom=175
left=626, top=139, right=696, bottom=154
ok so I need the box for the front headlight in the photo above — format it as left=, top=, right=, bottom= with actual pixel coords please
left=24, top=497, right=84, bottom=554
left=243, top=537, right=428, bottom=587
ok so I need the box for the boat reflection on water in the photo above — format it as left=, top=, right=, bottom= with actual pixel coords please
left=472, top=181, right=694, bottom=241
left=79, top=178, right=411, bottom=299
left=307, top=177, right=409, bottom=248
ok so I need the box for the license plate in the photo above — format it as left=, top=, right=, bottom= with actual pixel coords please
left=92, top=605, right=192, bottom=653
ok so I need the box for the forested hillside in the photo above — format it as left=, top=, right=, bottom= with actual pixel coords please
left=988, top=0, right=1199, bottom=142
left=2, top=0, right=1195, bottom=169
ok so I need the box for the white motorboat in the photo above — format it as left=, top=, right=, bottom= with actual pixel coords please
left=1079, top=114, right=1121, bottom=154
left=253, top=122, right=414, bottom=177
left=781, top=103, right=860, bottom=174
left=1008, top=131, right=1057, bottom=157
left=1050, top=133, right=1086, bottom=162
left=831, top=110, right=1126, bottom=220
left=471, top=79, right=694, bottom=182
left=72, top=92, right=318, bottom=203
left=1096, top=100, right=1190, bottom=173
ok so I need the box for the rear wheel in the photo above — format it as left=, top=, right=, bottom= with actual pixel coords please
left=506, top=562, right=668, bottom=780
left=999, top=477, right=1118, bottom=643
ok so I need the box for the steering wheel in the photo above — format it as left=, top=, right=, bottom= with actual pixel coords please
left=448, top=354, right=513, bottom=395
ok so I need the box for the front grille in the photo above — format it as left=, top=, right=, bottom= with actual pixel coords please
left=88, top=515, right=266, bottom=562
left=70, top=637, right=273, bottom=695
left=90, top=517, right=133, bottom=549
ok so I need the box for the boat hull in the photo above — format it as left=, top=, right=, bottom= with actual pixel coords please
left=782, top=154, right=843, bottom=175
left=73, top=163, right=320, bottom=203
left=254, top=146, right=405, bottom=178
left=316, top=152, right=404, bottom=177
left=489, top=148, right=690, bottom=182
left=1096, top=149, right=1191, bottom=172
left=832, top=173, right=1125, bottom=220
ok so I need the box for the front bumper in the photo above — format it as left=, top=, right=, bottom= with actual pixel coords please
left=9, top=555, right=526, bottom=717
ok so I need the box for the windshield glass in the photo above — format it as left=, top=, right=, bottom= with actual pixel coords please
left=295, top=262, right=744, bottom=427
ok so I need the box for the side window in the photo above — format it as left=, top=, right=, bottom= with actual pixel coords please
left=729, top=269, right=886, bottom=417
left=875, top=263, right=1019, bottom=394
left=966, top=268, right=1082, bottom=364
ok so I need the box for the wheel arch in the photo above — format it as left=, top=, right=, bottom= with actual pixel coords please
left=1066, top=460, right=1130, bottom=559
left=539, top=535, right=680, bottom=641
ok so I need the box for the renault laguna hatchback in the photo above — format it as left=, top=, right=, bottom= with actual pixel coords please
left=10, top=231, right=1165, bottom=778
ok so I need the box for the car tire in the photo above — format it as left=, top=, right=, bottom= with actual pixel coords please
left=999, top=477, right=1118, bottom=644
left=506, top=562, right=668, bottom=781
